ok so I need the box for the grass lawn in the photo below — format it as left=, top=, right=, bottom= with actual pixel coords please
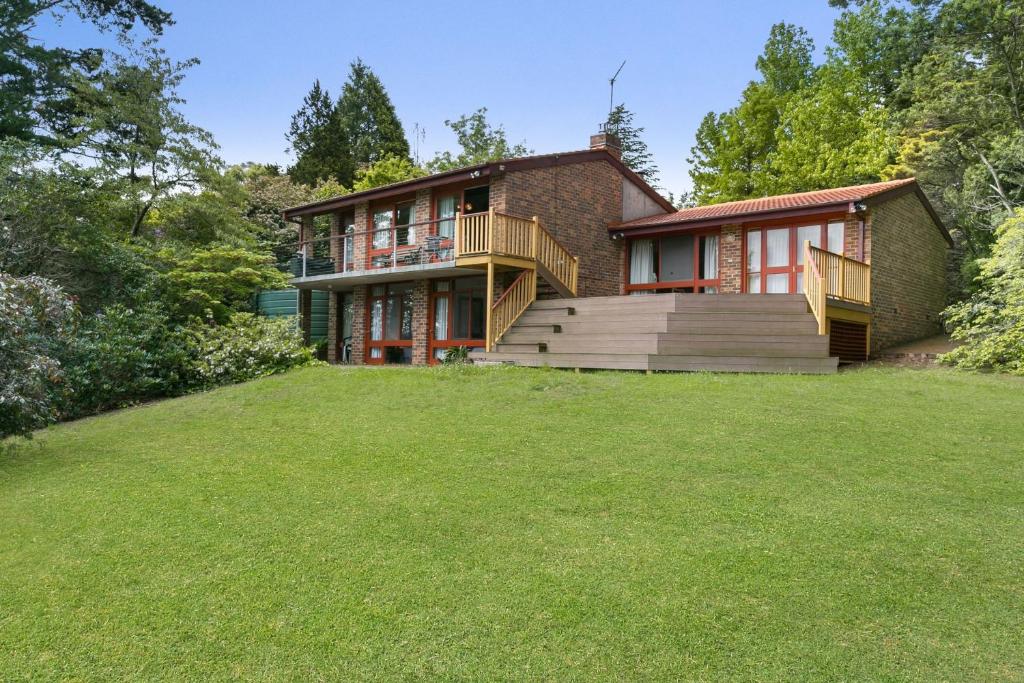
left=2, top=365, right=1023, bottom=681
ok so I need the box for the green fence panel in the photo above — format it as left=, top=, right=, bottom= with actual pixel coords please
left=256, top=289, right=328, bottom=342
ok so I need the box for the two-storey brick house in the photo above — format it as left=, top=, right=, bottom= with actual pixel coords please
left=283, top=131, right=951, bottom=373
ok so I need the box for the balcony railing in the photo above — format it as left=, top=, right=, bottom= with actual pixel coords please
left=802, top=241, right=871, bottom=335
left=287, top=218, right=456, bottom=278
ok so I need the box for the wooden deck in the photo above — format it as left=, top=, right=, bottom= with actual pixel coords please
left=471, top=294, right=840, bottom=374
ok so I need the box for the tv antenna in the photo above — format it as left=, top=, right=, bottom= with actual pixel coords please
left=608, top=59, right=626, bottom=117
left=412, top=122, right=426, bottom=165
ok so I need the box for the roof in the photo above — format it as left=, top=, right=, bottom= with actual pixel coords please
left=610, top=178, right=952, bottom=246
left=282, top=148, right=675, bottom=219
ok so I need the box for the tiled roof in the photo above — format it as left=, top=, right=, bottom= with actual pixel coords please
left=615, top=178, right=918, bottom=229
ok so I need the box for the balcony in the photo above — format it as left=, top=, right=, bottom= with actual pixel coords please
left=287, top=216, right=474, bottom=287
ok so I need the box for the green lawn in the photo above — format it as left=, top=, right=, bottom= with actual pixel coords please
left=2, top=366, right=1023, bottom=681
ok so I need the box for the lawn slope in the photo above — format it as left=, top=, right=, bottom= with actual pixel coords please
left=2, top=366, right=1023, bottom=680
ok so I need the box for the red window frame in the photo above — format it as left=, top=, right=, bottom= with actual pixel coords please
left=427, top=277, right=487, bottom=365
left=364, top=283, right=415, bottom=364
left=623, top=229, right=722, bottom=293
left=367, top=197, right=417, bottom=268
left=742, top=216, right=846, bottom=294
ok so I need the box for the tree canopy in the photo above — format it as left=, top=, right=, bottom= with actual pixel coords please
left=426, top=108, right=530, bottom=173
left=605, top=104, right=659, bottom=186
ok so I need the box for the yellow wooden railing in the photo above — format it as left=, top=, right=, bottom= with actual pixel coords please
left=488, top=269, right=537, bottom=350
left=802, top=241, right=871, bottom=335
left=454, top=210, right=579, bottom=350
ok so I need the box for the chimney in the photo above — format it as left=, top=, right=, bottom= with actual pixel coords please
left=590, top=123, right=621, bottom=160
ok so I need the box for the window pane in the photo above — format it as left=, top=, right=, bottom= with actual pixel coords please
left=796, top=225, right=820, bottom=264
left=454, top=292, right=471, bottom=339
left=437, top=195, right=457, bottom=239
left=766, top=273, right=789, bottom=293
left=766, top=228, right=789, bottom=268
left=434, top=280, right=450, bottom=292
left=661, top=234, right=694, bottom=282
left=433, top=348, right=447, bottom=361
left=796, top=271, right=803, bottom=293
left=370, top=299, right=383, bottom=340
left=434, top=296, right=449, bottom=340
left=370, top=347, right=382, bottom=359
left=470, top=291, right=485, bottom=339
left=401, top=290, right=413, bottom=340
left=373, top=209, right=392, bottom=249
left=746, top=230, right=761, bottom=273
left=629, top=239, right=658, bottom=284
left=747, top=273, right=761, bottom=293
left=700, top=234, right=719, bottom=279
left=828, top=221, right=844, bottom=255
left=385, top=293, right=400, bottom=339
left=454, top=276, right=486, bottom=290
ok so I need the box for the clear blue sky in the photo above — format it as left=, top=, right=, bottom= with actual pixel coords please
left=40, top=0, right=842, bottom=195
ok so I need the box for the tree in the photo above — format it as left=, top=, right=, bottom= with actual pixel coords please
left=287, top=60, right=411, bottom=187
left=688, top=23, right=815, bottom=203
left=350, top=154, right=426, bottom=192
left=941, top=209, right=1024, bottom=374
left=769, top=64, right=897, bottom=194
left=0, top=273, right=76, bottom=438
left=605, top=104, right=659, bottom=185
left=333, top=59, right=410, bottom=183
left=0, top=0, right=172, bottom=143
left=67, top=44, right=220, bottom=239
left=427, top=108, right=530, bottom=172
left=285, top=80, right=340, bottom=186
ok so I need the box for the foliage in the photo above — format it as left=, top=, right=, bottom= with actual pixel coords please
left=688, top=23, right=815, bottom=204
left=427, top=108, right=531, bottom=173
left=151, top=245, right=288, bottom=324
left=0, top=273, right=75, bottom=438
left=605, top=104, right=659, bottom=186
left=233, top=163, right=316, bottom=263
left=55, top=302, right=191, bottom=418
left=941, top=210, right=1024, bottom=374
left=350, top=154, right=426, bottom=192
left=287, top=60, right=410, bottom=187
left=769, top=64, right=898, bottom=193
left=66, top=44, right=220, bottom=238
left=441, top=345, right=471, bottom=365
left=0, top=0, right=172, bottom=143
left=186, top=313, right=315, bottom=388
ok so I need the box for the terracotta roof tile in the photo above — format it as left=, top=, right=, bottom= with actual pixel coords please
left=615, top=178, right=918, bottom=229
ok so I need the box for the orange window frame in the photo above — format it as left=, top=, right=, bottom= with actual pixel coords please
left=742, top=216, right=846, bottom=294
left=623, top=229, right=722, bottom=293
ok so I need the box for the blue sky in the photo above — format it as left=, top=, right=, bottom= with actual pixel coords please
left=40, top=0, right=842, bottom=195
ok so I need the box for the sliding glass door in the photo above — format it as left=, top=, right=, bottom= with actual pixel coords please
left=745, top=220, right=845, bottom=294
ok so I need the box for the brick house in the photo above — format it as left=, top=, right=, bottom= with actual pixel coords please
left=282, top=131, right=951, bottom=373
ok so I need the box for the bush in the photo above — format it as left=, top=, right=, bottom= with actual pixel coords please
left=941, top=210, right=1024, bottom=375
left=57, top=303, right=192, bottom=419
left=187, top=313, right=315, bottom=388
left=0, top=273, right=75, bottom=439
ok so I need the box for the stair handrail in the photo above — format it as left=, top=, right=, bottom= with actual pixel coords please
left=532, top=216, right=579, bottom=296
left=488, top=269, right=537, bottom=351
left=803, top=240, right=827, bottom=335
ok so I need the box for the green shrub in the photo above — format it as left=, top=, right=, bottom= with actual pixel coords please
left=941, top=210, right=1024, bottom=375
left=442, top=345, right=471, bottom=365
left=0, top=273, right=75, bottom=438
left=187, top=313, right=315, bottom=388
left=57, top=303, right=192, bottom=419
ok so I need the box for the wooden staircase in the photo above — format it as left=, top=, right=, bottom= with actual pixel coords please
left=470, top=293, right=840, bottom=373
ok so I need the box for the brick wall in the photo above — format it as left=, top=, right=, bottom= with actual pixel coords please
left=868, top=192, right=948, bottom=353
left=327, top=292, right=339, bottom=362
left=719, top=224, right=743, bottom=293
left=499, top=160, right=624, bottom=297
left=411, top=280, right=430, bottom=365
left=350, top=285, right=367, bottom=364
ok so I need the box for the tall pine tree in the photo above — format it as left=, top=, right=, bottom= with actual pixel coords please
left=605, top=104, right=659, bottom=186
left=286, top=60, right=410, bottom=187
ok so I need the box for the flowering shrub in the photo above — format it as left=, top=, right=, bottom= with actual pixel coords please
left=941, top=211, right=1024, bottom=375
left=0, top=273, right=75, bottom=439
left=187, top=313, right=315, bottom=388
left=57, top=303, right=192, bottom=419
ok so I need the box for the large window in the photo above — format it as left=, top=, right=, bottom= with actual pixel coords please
left=366, top=282, right=414, bottom=364
left=626, top=231, right=719, bottom=293
left=745, top=220, right=845, bottom=294
left=369, top=200, right=417, bottom=265
left=429, top=276, right=487, bottom=363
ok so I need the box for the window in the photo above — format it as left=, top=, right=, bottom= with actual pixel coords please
left=369, top=201, right=418, bottom=262
left=366, top=283, right=415, bottom=364
left=372, top=208, right=392, bottom=250
left=745, top=219, right=847, bottom=294
left=462, top=185, right=490, bottom=214
left=428, top=276, right=487, bottom=363
left=627, top=231, right=720, bottom=293
left=395, top=201, right=416, bottom=246
left=436, top=194, right=458, bottom=240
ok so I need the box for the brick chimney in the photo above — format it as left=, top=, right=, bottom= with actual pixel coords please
left=590, top=124, right=621, bottom=160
